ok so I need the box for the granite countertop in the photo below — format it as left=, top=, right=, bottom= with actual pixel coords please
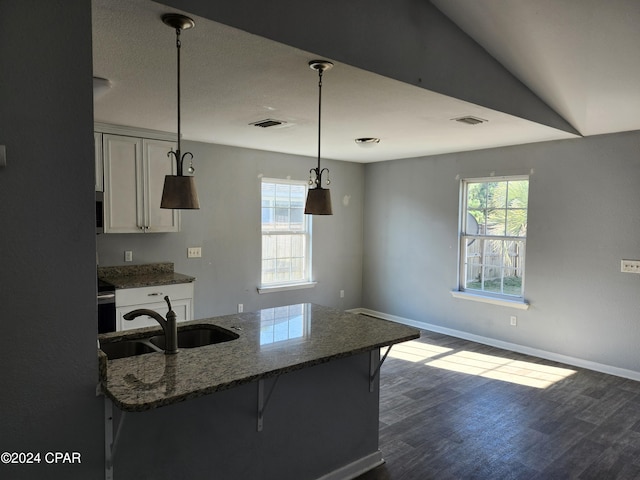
left=98, top=303, right=420, bottom=412
left=98, top=262, right=195, bottom=289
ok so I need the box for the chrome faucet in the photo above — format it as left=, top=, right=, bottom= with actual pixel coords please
left=123, top=296, right=178, bottom=354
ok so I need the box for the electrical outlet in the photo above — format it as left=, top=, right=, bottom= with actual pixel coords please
left=188, top=247, right=202, bottom=258
left=124, top=251, right=133, bottom=262
left=510, top=316, right=517, bottom=326
left=621, top=259, right=640, bottom=274
left=238, top=303, right=243, bottom=313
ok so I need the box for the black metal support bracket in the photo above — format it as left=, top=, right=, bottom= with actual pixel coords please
left=369, top=346, right=392, bottom=393
left=257, top=376, right=280, bottom=432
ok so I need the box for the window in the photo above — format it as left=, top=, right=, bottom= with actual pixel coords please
left=459, top=176, right=529, bottom=300
left=261, top=178, right=311, bottom=289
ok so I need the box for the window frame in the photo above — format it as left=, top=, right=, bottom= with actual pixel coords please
left=259, top=177, right=314, bottom=293
left=455, top=175, right=530, bottom=308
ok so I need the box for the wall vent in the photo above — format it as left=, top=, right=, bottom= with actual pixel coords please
left=452, top=116, right=487, bottom=125
left=249, top=119, right=286, bottom=128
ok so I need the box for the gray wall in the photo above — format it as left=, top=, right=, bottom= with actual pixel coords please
left=0, top=1, right=103, bottom=479
left=363, top=131, right=640, bottom=374
left=97, top=142, right=365, bottom=317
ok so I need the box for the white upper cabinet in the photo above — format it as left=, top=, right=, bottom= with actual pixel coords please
left=95, top=132, right=104, bottom=192
left=101, top=132, right=180, bottom=233
left=143, top=139, right=180, bottom=232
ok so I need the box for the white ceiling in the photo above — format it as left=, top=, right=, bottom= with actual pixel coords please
left=431, top=0, right=640, bottom=137
left=92, top=0, right=639, bottom=163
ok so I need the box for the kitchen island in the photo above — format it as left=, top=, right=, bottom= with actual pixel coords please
left=98, top=303, right=420, bottom=480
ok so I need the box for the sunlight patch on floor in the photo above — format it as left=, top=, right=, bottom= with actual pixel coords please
left=387, top=340, right=453, bottom=362
left=390, top=341, right=576, bottom=388
left=427, top=350, right=576, bottom=388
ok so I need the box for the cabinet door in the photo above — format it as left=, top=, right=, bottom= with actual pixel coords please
left=117, top=298, right=191, bottom=331
left=143, top=139, right=180, bottom=233
left=95, top=132, right=103, bottom=192
left=103, top=135, right=144, bottom=233
left=115, top=283, right=194, bottom=331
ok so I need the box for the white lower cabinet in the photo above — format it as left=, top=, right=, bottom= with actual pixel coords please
left=115, top=283, right=194, bottom=331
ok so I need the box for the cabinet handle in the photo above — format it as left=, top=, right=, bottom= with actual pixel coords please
left=148, top=292, right=163, bottom=296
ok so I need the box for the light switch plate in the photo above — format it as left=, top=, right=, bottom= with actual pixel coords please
left=188, top=247, right=202, bottom=258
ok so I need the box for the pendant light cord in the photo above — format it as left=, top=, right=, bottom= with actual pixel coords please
left=316, top=68, right=323, bottom=173
left=175, top=26, right=183, bottom=175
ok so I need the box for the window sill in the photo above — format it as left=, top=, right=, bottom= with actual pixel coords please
left=450, top=290, right=530, bottom=310
left=257, top=282, right=317, bottom=294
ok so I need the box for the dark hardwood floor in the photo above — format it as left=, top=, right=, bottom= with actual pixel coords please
left=356, top=328, right=640, bottom=480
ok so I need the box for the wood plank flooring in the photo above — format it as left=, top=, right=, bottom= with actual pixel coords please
left=356, top=328, right=640, bottom=480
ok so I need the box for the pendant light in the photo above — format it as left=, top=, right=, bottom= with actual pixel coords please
left=160, top=13, right=200, bottom=210
left=304, top=60, right=333, bottom=215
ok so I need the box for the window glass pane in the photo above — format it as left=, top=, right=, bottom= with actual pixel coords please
left=275, top=207, right=290, bottom=229
left=261, top=207, right=274, bottom=231
left=276, top=235, right=291, bottom=259
left=262, top=235, right=276, bottom=260
left=276, top=259, right=291, bottom=281
left=290, top=185, right=306, bottom=208
left=466, top=211, right=483, bottom=235
left=506, top=209, right=527, bottom=237
left=275, top=184, right=290, bottom=208
left=490, top=181, right=507, bottom=208
left=482, top=266, right=503, bottom=293
left=485, top=208, right=506, bottom=236
left=461, top=177, right=528, bottom=299
left=261, top=182, right=275, bottom=207
left=507, top=180, right=528, bottom=209
left=291, top=235, right=305, bottom=258
left=290, top=208, right=304, bottom=231
left=291, top=258, right=305, bottom=280
left=261, top=259, right=275, bottom=284
left=466, top=183, right=487, bottom=209
left=261, top=179, right=310, bottom=286
left=503, top=267, right=523, bottom=296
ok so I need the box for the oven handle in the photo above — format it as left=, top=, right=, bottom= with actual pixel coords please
left=97, top=293, right=115, bottom=302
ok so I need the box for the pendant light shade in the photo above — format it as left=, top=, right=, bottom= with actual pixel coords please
left=160, top=175, right=199, bottom=209
left=305, top=187, right=332, bottom=215
left=304, top=60, right=334, bottom=215
left=160, top=13, right=200, bottom=210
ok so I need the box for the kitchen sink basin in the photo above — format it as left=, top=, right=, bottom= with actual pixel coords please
left=99, top=324, right=239, bottom=359
left=99, top=340, right=159, bottom=360
left=149, top=324, right=239, bottom=349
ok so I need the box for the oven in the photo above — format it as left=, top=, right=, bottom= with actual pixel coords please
left=96, top=191, right=104, bottom=234
left=98, top=279, right=116, bottom=333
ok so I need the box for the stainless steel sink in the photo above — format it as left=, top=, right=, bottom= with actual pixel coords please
left=149, top=324, right=239, bottom=349
left=99, top=340, right=159, bottom=360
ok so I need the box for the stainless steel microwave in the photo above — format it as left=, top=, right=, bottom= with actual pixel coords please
left=96, top=191, right=104, bottom=234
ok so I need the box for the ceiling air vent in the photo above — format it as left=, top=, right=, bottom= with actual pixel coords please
left=452, top=116, right=487, bottom=125
left=250, top=119, right=286, bottom=128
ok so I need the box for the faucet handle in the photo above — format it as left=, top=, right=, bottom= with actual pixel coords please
left=164, top=296, right=173, bottom=311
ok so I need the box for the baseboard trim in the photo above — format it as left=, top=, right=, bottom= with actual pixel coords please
left=348, top=308, right=640, bottom=382
left=315, top=451, right=384, bottom=480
